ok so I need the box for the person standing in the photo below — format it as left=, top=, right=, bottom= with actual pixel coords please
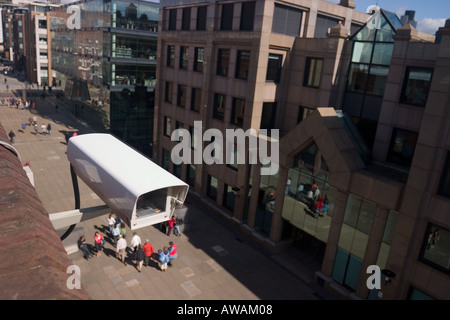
left=78, top=235, right=93, bottom=260
left=47, top=123, right=51, bottom=135
left=167, top=216, right=176, bottom=237
left=168, top=241, right=178, bottom=267
left=94, top=231, right=104, bottom=257
left=130, top=232, right=142, bottom=252
left=158, top=247, right=170, bottom=272
left=135, top=244, right=145, bottom=272
left=34, top=123, right=38, bottom=135
left=143, top=239, right=154, bottom=267
left=285, top=177, right=292, bottom=195
left=119, top=222, right=127, bottom=239
left=41, top=123, right=47, bottom=135
left=116, top=234, right=127, bottom=265
left=112, top=221, right=120, bottom=246
left=8, top=130, right=15, bottom=143
left=106, top=214, right=115, bottom=236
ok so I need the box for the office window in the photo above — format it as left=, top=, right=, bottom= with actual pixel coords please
left=438, top=151, right=450, bottom=198
left=196, top=6, right=207, bottom=30
left=162, top=149, right=170, bottom=170
left=266, top=54, right=282, bottom=83
left=297, top=106, right=314, bottom=123
left=217, top=49, right=230, bottom=76
left=166, top=45, right=175, bottom=67
left=231, top=97, right=245, bottom=126
left=223, top=184, right=236, bottom=211
left=235, top=50, right=250, bottom=80
left=387, top=128, right=418, bottom=168
left=189, top=125, right=198, bottom=150
left=213, top=93, right=225, bottom=121
left=168, top=9, right=177, bottom=31
left=182, top=7, right=191, bottom=30
left=304, top=57, right=323, bottom=88
left=261, top=102, right=276, bottom=130
left=240, top=1, right=255, bottom=31
left=400, top=67, right=433, bottom=107
left=186, top=164, right=196, bottom=187
left=272, top=3, right=303, bottom=36
left=165, top=81, right=173, bottom=103
left=220, top=3, right=234, bottom=30
left=207, top=175, right=218, bottom=200
left=194, top=47, right=204, bottom=72
left=315, top=14, right=341, bottom=38
left=419, top=223, right=450, bottom=274
left=174, top=121, right=184, bottom=142
left=163, top=116, right=171, bottom=137
left=177, top=84, right=186, bottom=107
left=191, top=87, right=201, bottom=112
left=179, top=46, right=189, bottom=70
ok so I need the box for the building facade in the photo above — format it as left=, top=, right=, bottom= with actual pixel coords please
left=48, top=0, right=158, bottom=156
left=155, top=0, right=450, bottom=300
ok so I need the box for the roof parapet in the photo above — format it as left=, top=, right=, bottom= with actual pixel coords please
left=393, top=23, right=436, bottom=42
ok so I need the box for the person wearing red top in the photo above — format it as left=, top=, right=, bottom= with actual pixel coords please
left=167, top=216, right=176, bottom=236
left=94, top=231, right=104, bottom=257
left=143, top=239, right=154, bottom=267
left=168, top=241, right=177, bottom=267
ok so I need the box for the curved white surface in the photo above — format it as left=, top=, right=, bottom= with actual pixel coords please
left=67, top=133, right=188, bottom=229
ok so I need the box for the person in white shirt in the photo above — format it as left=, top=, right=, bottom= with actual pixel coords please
left=130, top=232, right=142, bottom=252
left=116, top=235, right=127, bottom=265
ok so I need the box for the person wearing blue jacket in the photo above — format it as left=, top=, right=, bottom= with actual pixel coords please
left=158, top=247, right=170, bottom=272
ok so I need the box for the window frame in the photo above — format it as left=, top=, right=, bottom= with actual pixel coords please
left=220, top=3, right=234, bottom=31
left=166, top=45, right=175, bottom=67
left=181, top=7, right=191, bottom=31
left=231, top=97, right=245, bottom=126
left=386, top=127, right=418, bottom=168
left=194, top=47, right=204, bottom=72
left=400, top=66, right=433, bottom=107
left=179, top=46, right=189, bottom=70
left=266, top=53, right=283, bottom=83
left=191, top=87, right=201, bottom=112
left=438, top=151, right=450, bottom=198
left=304, top=57, right=324, bottom=88
left=177, top=84, right=186, bottom=108
left=196, top=6, right=207, bottom=31
left=213, top=93, right=226, bottom=121
left=168, top=8, right=177, bottom=31
left=235, top=50, right=250, bottom=80
left=240, top=1, right=255, bottom=31
left=216, top=48, right=230, bottom=77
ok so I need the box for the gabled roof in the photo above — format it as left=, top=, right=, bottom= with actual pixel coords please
left=279, top=108, right=365, bottom=191
left=349, top=8, right=403, bottom=40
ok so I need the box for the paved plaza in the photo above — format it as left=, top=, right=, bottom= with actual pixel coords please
left=0, top=72, right=337, bottom=300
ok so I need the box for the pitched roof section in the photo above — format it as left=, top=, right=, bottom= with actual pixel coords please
left=0, top=122, right=89, bottom=300
left=280, top=108, right=365, bottom=191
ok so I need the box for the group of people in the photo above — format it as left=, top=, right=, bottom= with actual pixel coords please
left=1, top=97, right=34, bottom=109
left=78, top=213, right=179, bottom=273
left=166, top=215, right=183, bottom=237
left=32, top=122, right=52, bottom=135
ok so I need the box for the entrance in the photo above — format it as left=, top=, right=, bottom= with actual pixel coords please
left=293, top=228, right=326, bottom=264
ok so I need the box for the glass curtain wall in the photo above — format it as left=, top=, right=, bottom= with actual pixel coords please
left=343, top=10, right=402, bottom=148
left=282, top=144, right=336, bottom=243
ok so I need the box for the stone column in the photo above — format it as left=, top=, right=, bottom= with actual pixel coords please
left=356, top=206, right=390, bottom=298
left=321, top=189, right=348, bottom=276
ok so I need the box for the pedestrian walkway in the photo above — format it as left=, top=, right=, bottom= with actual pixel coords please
left=0, top=84, right=338, bottom=300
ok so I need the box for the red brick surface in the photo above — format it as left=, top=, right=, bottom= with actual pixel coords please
left=0, top=123, right=89, bottom=300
